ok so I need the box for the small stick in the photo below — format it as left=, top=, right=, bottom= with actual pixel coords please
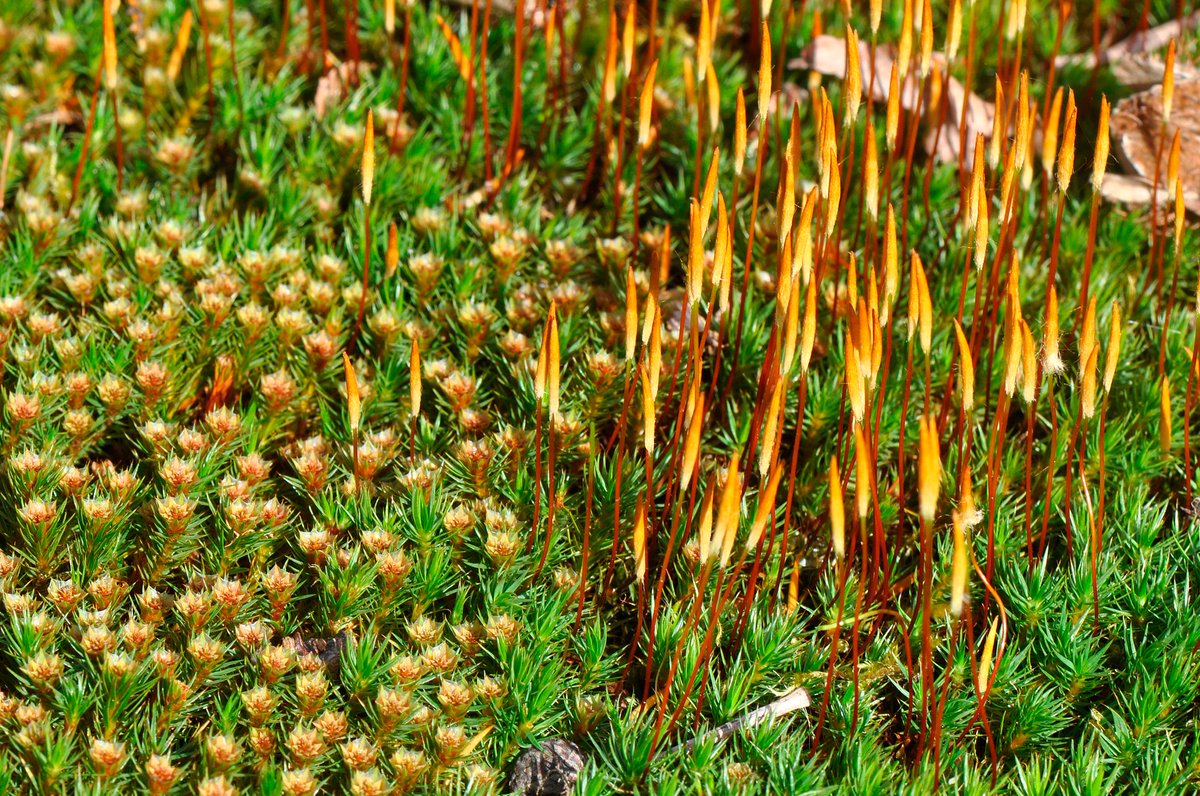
left=670, top=687, right=810, bottom=754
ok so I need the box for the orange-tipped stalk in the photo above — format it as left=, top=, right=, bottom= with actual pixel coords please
left=103, top=0, right=124, bottom=191
left=535, top=304, right=562, bottom=577
left=632, top=496, right=647, bottom=585
left=167, top=11, right=193, bottom=83
left=409, top=337, right=421, bottom=459
left=950, top=511, right=969, bottom=617
left=353, top=111, right=376, bottom=351
left=343, top=353, right=361, bottom=495
left=917, top=414, right=940, bottom=749
left=1046, top=91, right=1075, bottom=298
left=1161, top=375, right=1173, bottom=454
left=385, top=223, right=399, bottom=280
left=714, top=454, right=742, bottom=570
left=102, top=4, right=117, bottom=86
left=953, top=320, right=975, bottom=415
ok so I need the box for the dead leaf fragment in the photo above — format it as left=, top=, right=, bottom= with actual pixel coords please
left=1106, top=80, right=1200, bottom=214
left=790, top=35, right=994, bottom=166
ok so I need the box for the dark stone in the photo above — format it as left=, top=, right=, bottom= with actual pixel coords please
left=507, top=738, right=584, bottom=796
left=282, top=631, right=348, bottom=674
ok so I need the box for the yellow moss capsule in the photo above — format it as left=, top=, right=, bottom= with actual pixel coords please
left=950, top=511, right=968, bottom=616
left=946, top=0, right=962, bottom=61
left=1160, top=377, right=1173, bottom=453
left=1163, top=39, right=1176, bottom=124
left=782, top=276, right=800, bottom=375
left=843, top=27, right=862, bottom=128
left=1057, top=92, right=1077, bottom=194
left=974, top=187, right=989, bottom=271
left=1099, top=304, right=1118, bottom=391
left=362, top=110, right=375, bottom=207
left=632, top=497, right=647, bottom=584
left=886, top=62, right=900, bottom=152
left=1175, top=180, right=1185, bottom=258
left=548, top=303, right=561, bottom=421
left=954, top=320, right=974, bottom=413
left=166, top=11, right=193, bottom=82
left=778, top=150, right=795, bottom=247
left=700, top=149, right=720, bottom=237
left=385, top=223, right=399, bottom=278
left=640, top=363, right=655, bottom=454
left=410, top=337, right=422, bottom=419
left=854, top=424, right=871, bottom=519
left=698, top=483, right=716, bottom=562
left=1092, top=96, right=1110, bottom=193
left=978, top=618, right=998, bottom=693
left=705, top=61, right=720, bottom=134
left=734, top=87, right=748, bottom=176
left=1044, top=286, right=1063, bottom=375
left=757, top=22, right=772, bottom=123
left=638, top=60, right=658, bottom=148
left=746, top=462, right=783, bottom=551
left=918, top=414, right=941, bottom=522
left=713, top=194, right=728, bottom=291
left=917, top=256, right=932, bottom=355
left=829, top=456, right=845, bottom=558
left=716, top=453, right=743, bottom=567
left=624, top=267, right=638, bottom=363
left=1081, top=344, right=1099, bottom=420
left=988, top=77, right=1004, bottom=171
left=800, top=275, right=818, bottom=374
left=1003, top=306, right=1024, bottom=398
left=648, top=303, right=662, bottom=398
left=343, top=353, right=360, bottom=434
left=1020, top=320, right=1038, bottom=403
left=1014, top=72, right=1030, bottom=173
left=897, top=0, right=913, bottom=80
left=823, top=162, right=841, bottom=239
left=1079, top=295, right=1098, bottom=380
left=602, top=12, right=619, bottom=104
left=907, top=252, right=922, bottom=342
left=681, top=393, right=704, bottom=490
left=758, top=378, right=783, bottom=477
left=1042, top=87, right=1063, bottom=180
left=918, top=0, right=933, bottom=78
left=102, top=0, right=118, bottom=91
left=622, top=1, right=636, bottom=80
left=845, top=337, right=865, bottom=423
left=1167, top=129, right=1181, bottom=198
left=864, top=123, right=879, bottom=222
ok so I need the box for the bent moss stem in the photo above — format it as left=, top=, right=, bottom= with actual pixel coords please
left=67, top=64, right=103, bottom=215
